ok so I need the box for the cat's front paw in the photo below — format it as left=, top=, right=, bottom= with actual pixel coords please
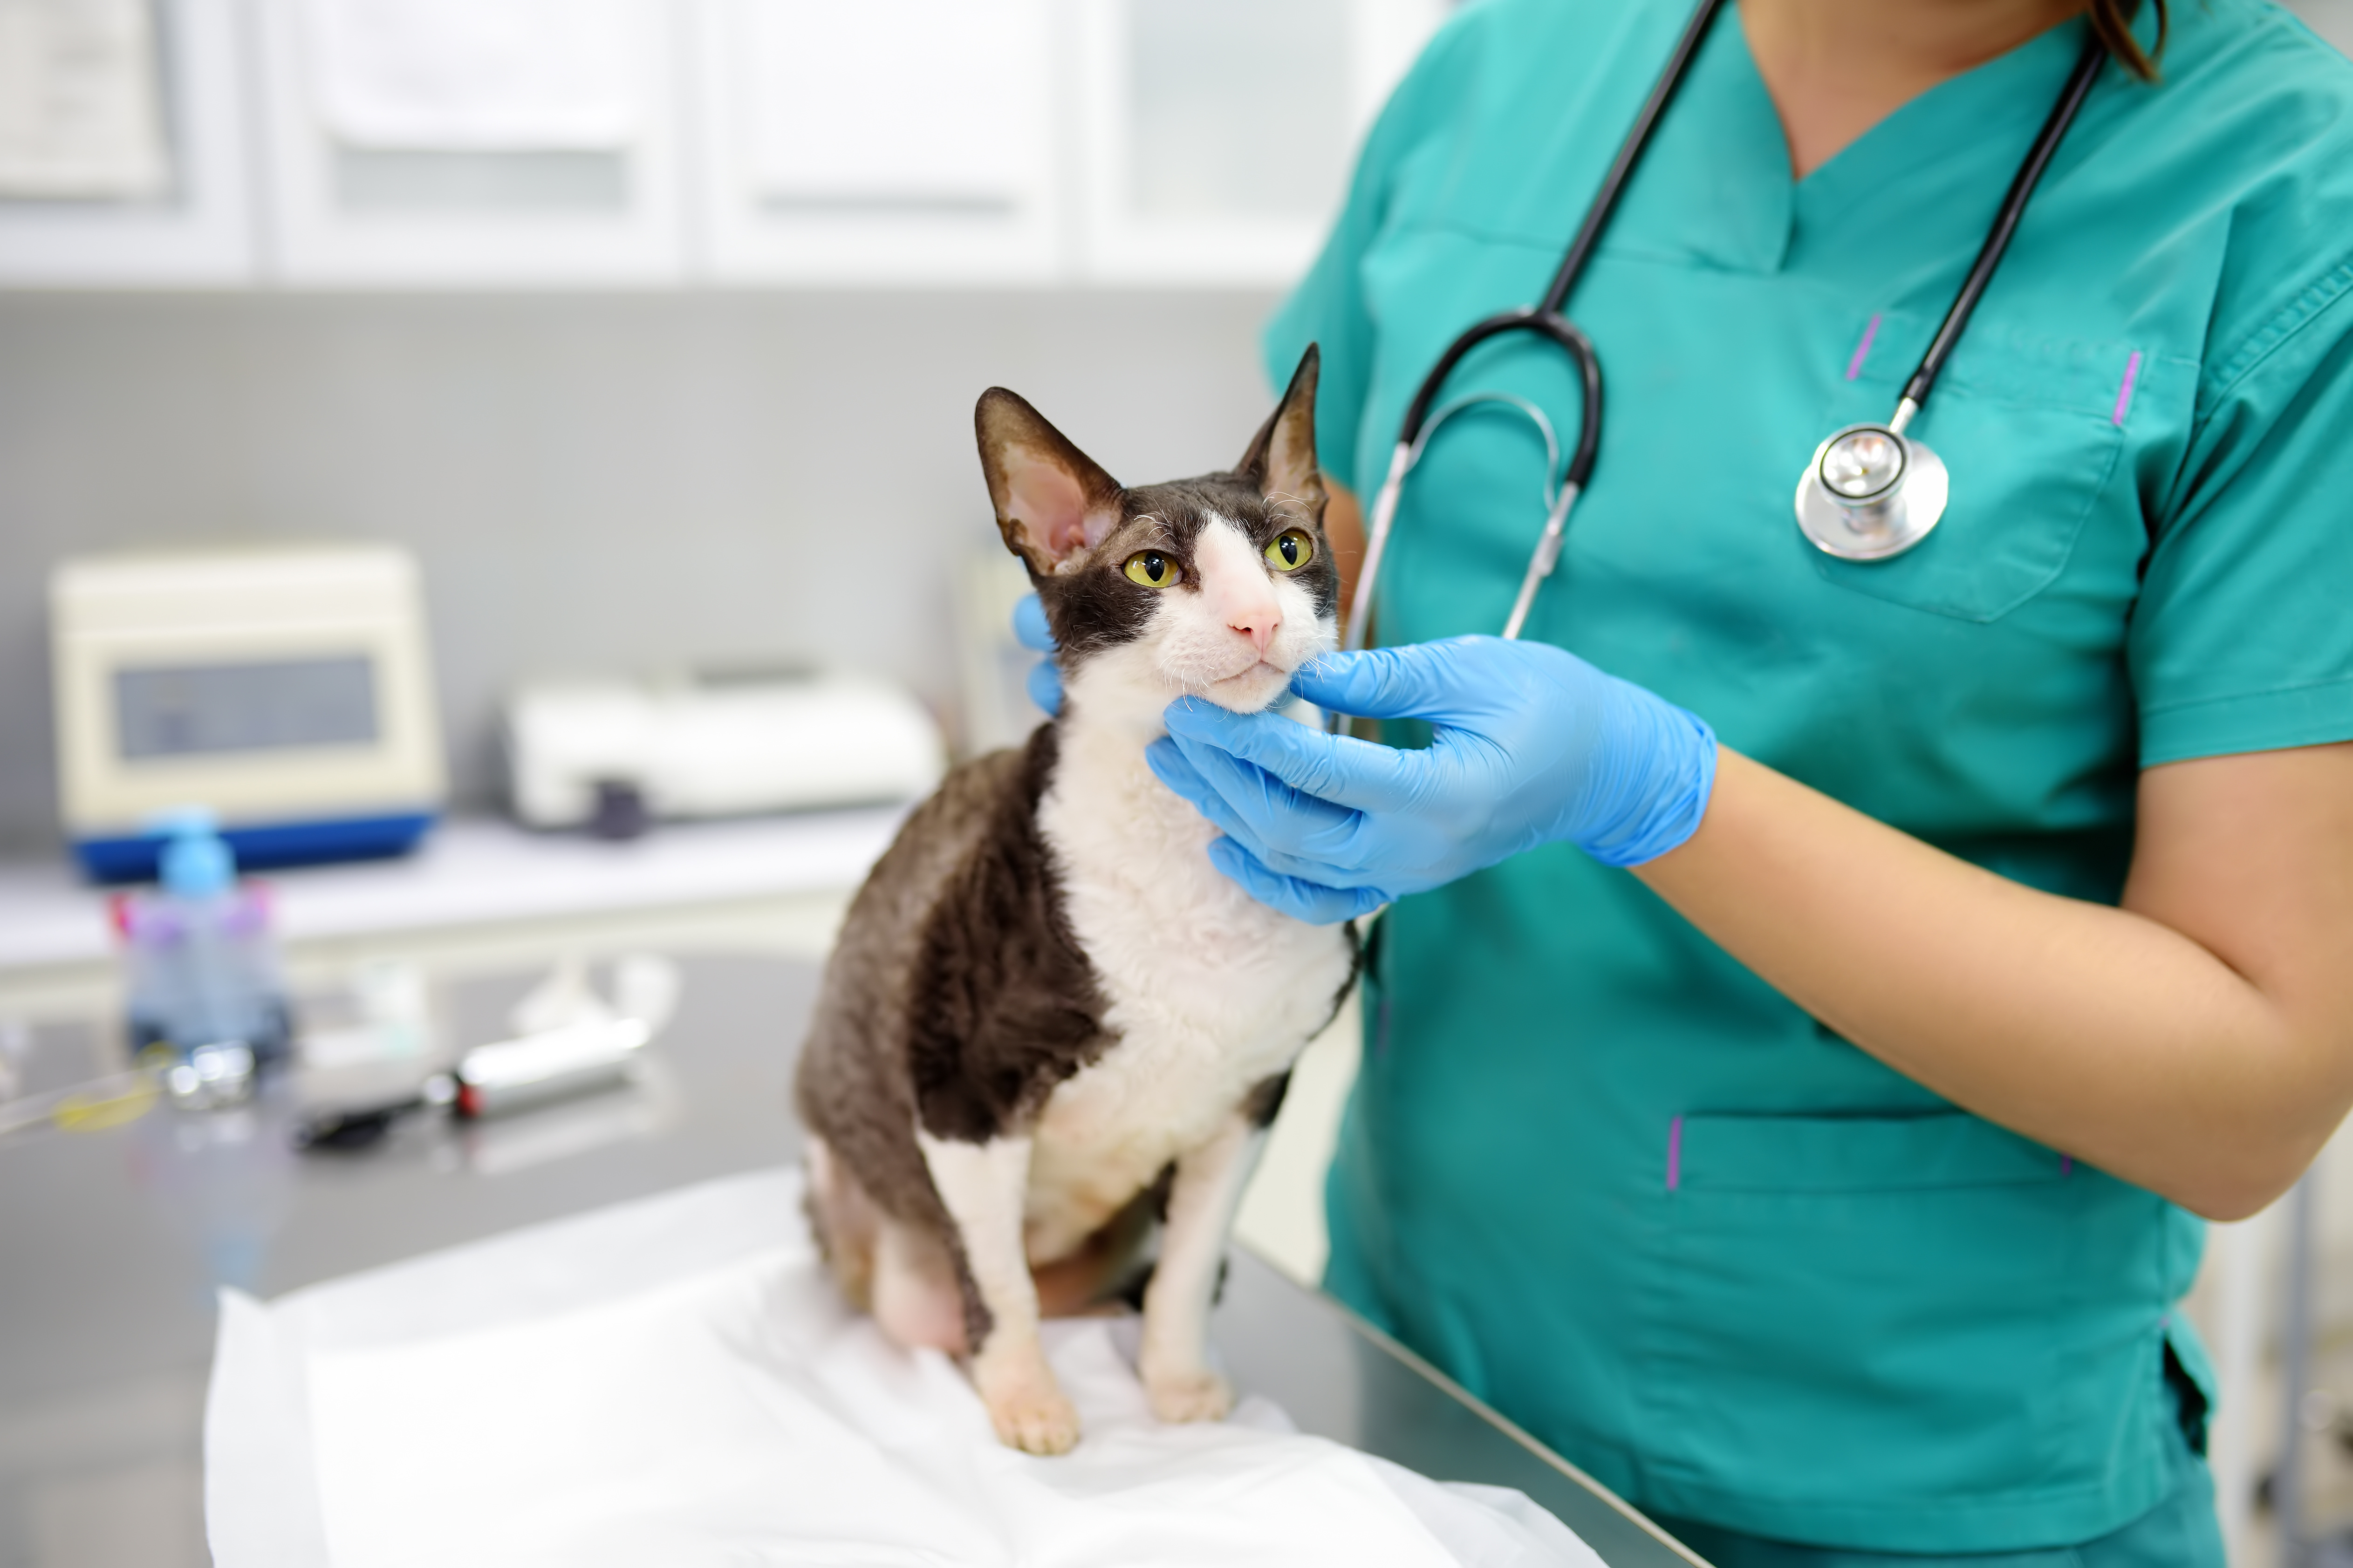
left=986, top=1382, right=1082, bottom=1454
left=972, top=1337, right=1081, bottom=1455
left=1144, top=1366, right=1234, bottom=1425
left=973, top=1348, right=1080, bottom=1454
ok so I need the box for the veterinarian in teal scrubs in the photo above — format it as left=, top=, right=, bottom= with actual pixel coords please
left=1141, top=0, right=2353, bottom=1561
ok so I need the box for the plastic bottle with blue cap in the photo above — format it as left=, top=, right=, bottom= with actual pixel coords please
left=112, top=810, right=290, bottom=1107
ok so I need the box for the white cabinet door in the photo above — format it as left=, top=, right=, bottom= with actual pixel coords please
left=1072, top=0, right=1443, bottom=286
left=252, top=0, right=688, bottom=284
left=690, top=0, right=1066, bottom=285
left=3, top=0, right=1450, bottom=290
left=0, top=0, right=256, bottom=285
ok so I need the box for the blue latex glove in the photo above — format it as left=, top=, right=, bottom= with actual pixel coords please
left=1013, top=593, right=1062, bottom=716
left=1143, top=637, right=1717, bottom=923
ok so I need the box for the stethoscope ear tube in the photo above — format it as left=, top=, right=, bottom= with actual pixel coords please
left=1344, top=385, right=1582, bottom=654
left=1344, top=311, right=1604, bottom=662
left=1392, top=309, right=1605, bottom=497
left=1328, top=416, right=1588, bottom=731
left=1500, top=481, right=1581, bottom=641
left=1342, top=442, right=1411, bottom=657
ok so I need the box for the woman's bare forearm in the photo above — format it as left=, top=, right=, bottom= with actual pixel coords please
left=1635, top=744, right=2353, bottom=1219
left=1330, top=472, right=2353, bottom=1214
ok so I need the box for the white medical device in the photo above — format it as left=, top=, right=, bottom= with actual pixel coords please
left=50, top=545, right=446, bottom=880
left=504, top=670, right=945, bottom=832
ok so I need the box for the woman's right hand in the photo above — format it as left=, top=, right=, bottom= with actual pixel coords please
left=1144, top=636, right=1719, bottom=922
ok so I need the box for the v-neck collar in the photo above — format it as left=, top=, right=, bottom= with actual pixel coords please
left=1615, top=2, right=2097, bottom=276
left=1773, top=9, right=2092, bottom=237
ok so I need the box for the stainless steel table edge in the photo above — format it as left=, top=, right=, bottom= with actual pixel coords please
left=1221, top=1240, right=1712, bottom=1568
left=1319, top=1279, right=1711, bottom=1568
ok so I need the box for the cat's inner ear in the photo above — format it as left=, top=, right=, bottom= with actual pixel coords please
left=1235, top=343, right=1327, bottom=523
left=976, top=389, right=1124, bottom=576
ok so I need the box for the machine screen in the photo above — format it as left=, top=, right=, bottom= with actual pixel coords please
left=114, top=655, right=380, bottom=760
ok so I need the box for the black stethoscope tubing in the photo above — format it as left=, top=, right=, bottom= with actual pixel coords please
left=1390, top=0, right=1731, bottom=477
left=1342, top=0, right=2110, bottom=661
left=1899, top=32, right=2109, bottom=413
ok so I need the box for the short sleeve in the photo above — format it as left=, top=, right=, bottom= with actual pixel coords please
left=2132, top=270, right=2353, bottom=765
left=1261, top=14, right=1476, bottom=493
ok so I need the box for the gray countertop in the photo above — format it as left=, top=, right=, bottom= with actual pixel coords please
left=0, top=952, right=1697, bottom=1568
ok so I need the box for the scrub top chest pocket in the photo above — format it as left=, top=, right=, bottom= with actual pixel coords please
left=1807, top=324, right=2139, bottom=623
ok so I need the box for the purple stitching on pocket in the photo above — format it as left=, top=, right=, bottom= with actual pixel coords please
left=2061, top=1154, right=2074, bottom=1178
left=2111, top=351, right=2142, bottom=428
left=1667, top=1115, right=1684, bottom=1192
left=1846, top=314, right=1882, bottom=382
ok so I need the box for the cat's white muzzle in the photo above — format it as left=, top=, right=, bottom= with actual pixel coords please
left=1152, top=523, right=1332, bottom=714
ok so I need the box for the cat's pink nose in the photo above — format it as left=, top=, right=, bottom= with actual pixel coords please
left=1229, top=600, right=1279, bottom=655
left=1195, top=521, right=1283, bottom=658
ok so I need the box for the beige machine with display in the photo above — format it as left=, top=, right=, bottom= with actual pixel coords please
left=50, top=544, right=446, bottom=880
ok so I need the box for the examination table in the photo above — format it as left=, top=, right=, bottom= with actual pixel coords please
left=0, top=953, right=1701, bottom=1568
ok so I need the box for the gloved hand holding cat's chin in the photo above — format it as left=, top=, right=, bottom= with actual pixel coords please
left=1143, top=636, right=1720, bottom=925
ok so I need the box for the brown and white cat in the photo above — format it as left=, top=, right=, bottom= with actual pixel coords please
left=793, top=347, right=1358, bottom=1455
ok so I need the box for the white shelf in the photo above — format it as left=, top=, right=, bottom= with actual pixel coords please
left=0, top=808, right=905, bottom=973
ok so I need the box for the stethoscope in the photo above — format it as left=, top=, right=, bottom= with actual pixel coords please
left=1340, top=0, right=2111, bottom=659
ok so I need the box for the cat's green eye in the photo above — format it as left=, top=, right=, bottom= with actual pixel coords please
left=1123, top=551, right=1176, bottom=588
left=1264, top=529, right=1316, bottom=573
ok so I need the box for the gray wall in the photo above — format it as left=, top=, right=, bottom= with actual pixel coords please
left=0, top=289, right=1282, bottom=852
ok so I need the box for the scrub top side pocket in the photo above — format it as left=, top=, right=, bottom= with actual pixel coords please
left=1634, top=1109, right=2180, bottom=1548
left=1806, top=329, right=2135, bottom=623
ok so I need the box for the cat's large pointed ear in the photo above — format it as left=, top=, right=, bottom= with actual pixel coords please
left=1235, top=344, right=1327, bottom=523
left=976, top=389, right=1125, bottom=576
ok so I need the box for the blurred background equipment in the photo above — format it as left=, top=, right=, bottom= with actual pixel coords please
left=503, top=669, right=944, bottom=834
left=50, top=543, right=446, bottom=879
left=290, top=950, right=681, bottom=1145
left=447, top=951, right=678, bottom=1117
left=113, top=810, right=290, bottom=1087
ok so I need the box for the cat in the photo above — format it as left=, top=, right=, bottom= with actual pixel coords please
left=793, top=346, right=1359, bottom=1456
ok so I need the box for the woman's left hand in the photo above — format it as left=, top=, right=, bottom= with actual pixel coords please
left=1145, top=636, right=1717, bottom=923
left=1013, top=593, right=1064, bottom=716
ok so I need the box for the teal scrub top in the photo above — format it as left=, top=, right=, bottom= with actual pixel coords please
left=1264, top=0, right=2353, bottom=1553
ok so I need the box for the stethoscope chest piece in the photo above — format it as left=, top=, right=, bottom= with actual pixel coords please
left=1794, top=421, right=1949, bottom=561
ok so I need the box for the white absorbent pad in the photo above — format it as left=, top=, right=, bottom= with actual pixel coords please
left=205, top=1166, right=1604, bottom=1568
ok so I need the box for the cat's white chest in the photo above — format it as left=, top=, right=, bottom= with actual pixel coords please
left=1024, top=716, right=1352, bottom=1258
